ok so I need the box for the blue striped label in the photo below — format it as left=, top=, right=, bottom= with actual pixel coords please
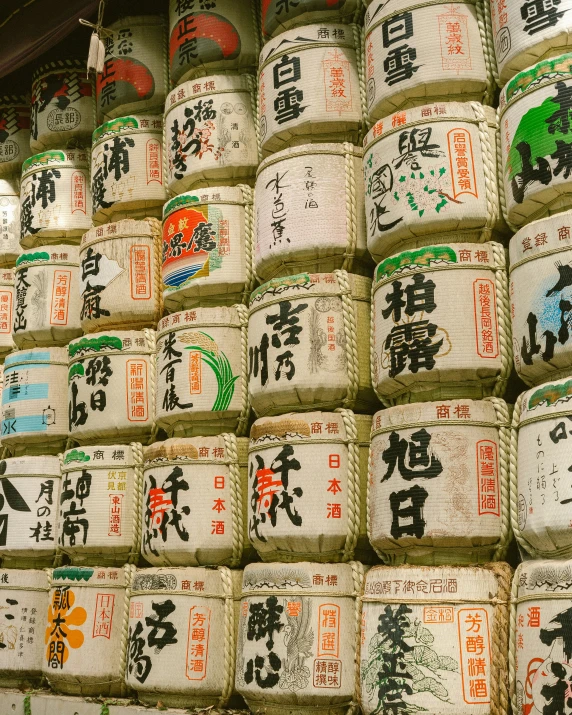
left=2, top=383, right=49, bottom=405
left=4, top=351, right=51, bottom=367
left=2, top=415, right=49, bottom=435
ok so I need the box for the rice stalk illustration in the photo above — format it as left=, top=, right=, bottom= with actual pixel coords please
left=179, top=331, right=238, bottom=411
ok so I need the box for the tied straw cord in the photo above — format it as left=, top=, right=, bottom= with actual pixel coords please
left=79, top=0, right=112, bottom=75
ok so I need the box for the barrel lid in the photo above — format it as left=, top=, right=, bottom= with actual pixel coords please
left=62, top=445, right=138, bottom=471
left=144, top=434, right=239, bottom=464
left=259, top=23, right=357, bottom=70
left=32, top=58, right=85, bottom=83
left=4, top=346, right=68, bottom=368
left=0, top=568, right=49, bottom=590
left=108, top=14, right=167, bottom=29
left=0, top=268, right=13, bottom=285
left=250, top=411, right=353, bottom=445
left=0, top=455, right=61, bottom=478
left=131, top=567, right=227, bottom=596
left=68, top=330, right=155, bottom=362
left=514, top=559, right=572, bottom=599
left=500, top=53, right=572, bottom=116
left=0, top=176, right=20, bottom=196
left=372, top=399, right=503, bottom=434
left=52, top=565, right=130, bottom=588
left=16, top=245, right=79, bottom=269
left=257, top=142, right=362, bottom=177
left=162, top=186, right=249, bottom=220
left=250, top=270, right=371, bottom=308
left=166, top=73, right=253, bottom=112
left=92, top=115, right=163, bottom=145
left=82, top=218, right=160, bottom=247
left=242, top=561, right=359, bottom=596
left=157, top=305, right=245, bottom=338
left=509, top=210, right=572, bottom=269
left=22, top=149, right=89, bottom=175
left=518, top=375, right=572, bottom=425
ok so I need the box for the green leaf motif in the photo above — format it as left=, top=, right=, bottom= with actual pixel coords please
left=53, top=566, right=94, bottom=582
left=184, top=333, right=239, bottom=412
left=64, top=449, right=91, bottom=464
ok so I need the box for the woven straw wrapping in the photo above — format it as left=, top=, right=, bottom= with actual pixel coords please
left=491, top=0, right=572, bottom=86
left=371, top=241, right=512, bottom=405
left=19, top=150, right=92, bottom=248
left=236, top=561, right=364, bottom=715
left=68, top=330, right=156, bottom=446
left=57, top=444, right=144, bottom=567
left=361, top=563, right=512, bottom=715
left=509, top=560, right=572, bottom=715
left=79, top=219, right=162, bottom=333
left=248, top=410, right=374, bottom=563
left=0, top=176, right=22, bottom=268
left=142, top=435, right=250, bottom=567
left=365, top=0, right=495, bottom=122
left=0, top=268, right=13, bottom=356
left=363, top=101, right=507, bottom=263
left=499, top=53, right=572, bottom=230
left=91, top=116, right=167, bottom=226
left=155, top=306, right=249, bottom=437
left=368, top=398, right=511, bottom=565
left=0, top=97, right=31, bottom=177
left=43, top=564, right=135, bottom=697
left=1, top=347, right=68, bottom=456
left=0, top=456, right=60, bottom=568
left=96, top=15, right=168, bottom=123
left=255, top=143, right=372, bottom=281
left=509, top=378, right=572, bottom=559
left=509, top=210, right=572, bottom=386
left=126, top=566, right=242, bottom=707
left=169, top=0, right=260, bottom=84
left=162, top=186, right=255, bottom=311
left=12, top=245, right=81, bottom=349
left=258, top=23, right=366, bottom=156
left=0, top=568, right=49, bottom=688
left=30, top=59, right=95, bottom=153
left=249, top=270, right=376, bottom=417
left=262, top=0, right=361, bottom=39
left=164, top=74, right=259, bottom=196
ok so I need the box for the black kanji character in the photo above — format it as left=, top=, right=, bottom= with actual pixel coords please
left=384, top=320, right=443, bottom=377
left=389, top=484, right=429, bottom=539
left=394, top=128, right=443, bottom=170
left=511, top=141, right=552, bottom=204
left=381, top=429, right=443, bottom=481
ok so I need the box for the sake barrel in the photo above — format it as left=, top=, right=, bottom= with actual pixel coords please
left=499, top=53, right=572, bottom=229
left=248, top=410, right=374, bottom=563
left=0, top=177, right=22, bottom=267
left=169, top=0, right=260, bottom=84
left=258, top=24, right=365, bottom=155
left=164, top=74, right=259, bottom=195
left=30, top=60, right=94, bottom=153
left=0, top=268, right=13, bottom=356
left=491, top=0, right=572, bottom=86
left=1, top=347, right=68, bottom=456
left=365, top=0, right=494, bottom=122
left=509, top=211, right=572, bottom=386
left=155, top=307, right=249, bottom=437
left=363, top=102, right=505, bottom=263
left=96, top=16, right=169, bottom=123
left=361, top=563, right=512, bottom=715
left=371, top=242, right=512, bottom=405
left=510, top=560, right=572, bottom=715
left=369, top=398, right=510, bottom=565
left=142, top=435, right=250, bottom=567
left=126, top=566, right=242, bottom=707
left=58, top=444, right=144, bottom=566
left=79, top=219, right=162, bottom=333
left=0, top=97, right=31, bottom=176
left=248, top=271, right=376, bottom=417
left=236, top=561, right=363, bottom=714
left=255, top=144, right=371, bottom=281
left=510, top=378, right=572, bottom=559
left=91, top=116, right=166, bottom=225
left=43, top=564, right=134, bottom=696
left=0, top=568, right=49, bottom=688
left=68, top=330, right=156, bottom=445
left=0, top=456, right=60, bottom=568
left=19, top=150, right=91, bottom=248
left=12, top=245, right=81, bottom=349
left=262, top=0, right=361, bottom=39
left=162, top=186, right=255, bottom=311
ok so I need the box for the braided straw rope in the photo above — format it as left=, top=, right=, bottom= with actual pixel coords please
left=218, top=565, right=237, bottom=706
left=342, top=143, right=358, bottom=273
left=222, top=432, right=245, bottom=567
left=234, top=303, right=250, bottom=436
left=129, top=442, right=144, bottom=565
left=496, top=106, right=519, bottom=233
left=485, top=397, right=512, bottom=560
left=491, top=241, right=513, bottom=397
left=243, top=72, right=262, bottom=164
left=238, top=184, right=256, bottom=304
left=119, top=564, right=136, bottom=693
left=368, top=278, right=388, bottom=408
left=338, top=409, right=361, bottom=562
left=475, top=0, right=497, bottom=104
left=162, top=111, right=170, bottom=198
left=335, top=269, right=360, bottom=410
left=352, top=24, right=368, bottom=140
left=146, top=217, right=164, bottom=326
left=471, top=102, right=500, bottom=242
left=250, top=0, right=262, bottom=66
left=144, top=329, right=157, bottom=445
left=489, top=562, right=512, bottom=715
left=508, top=563, right=520, bottom=715
left=349, top=560, right=364, bottom=715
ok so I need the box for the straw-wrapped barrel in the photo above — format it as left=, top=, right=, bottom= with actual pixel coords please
left=0, top=97, right=31, bottom=176
left=0, top=177, right=22, bottom=267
